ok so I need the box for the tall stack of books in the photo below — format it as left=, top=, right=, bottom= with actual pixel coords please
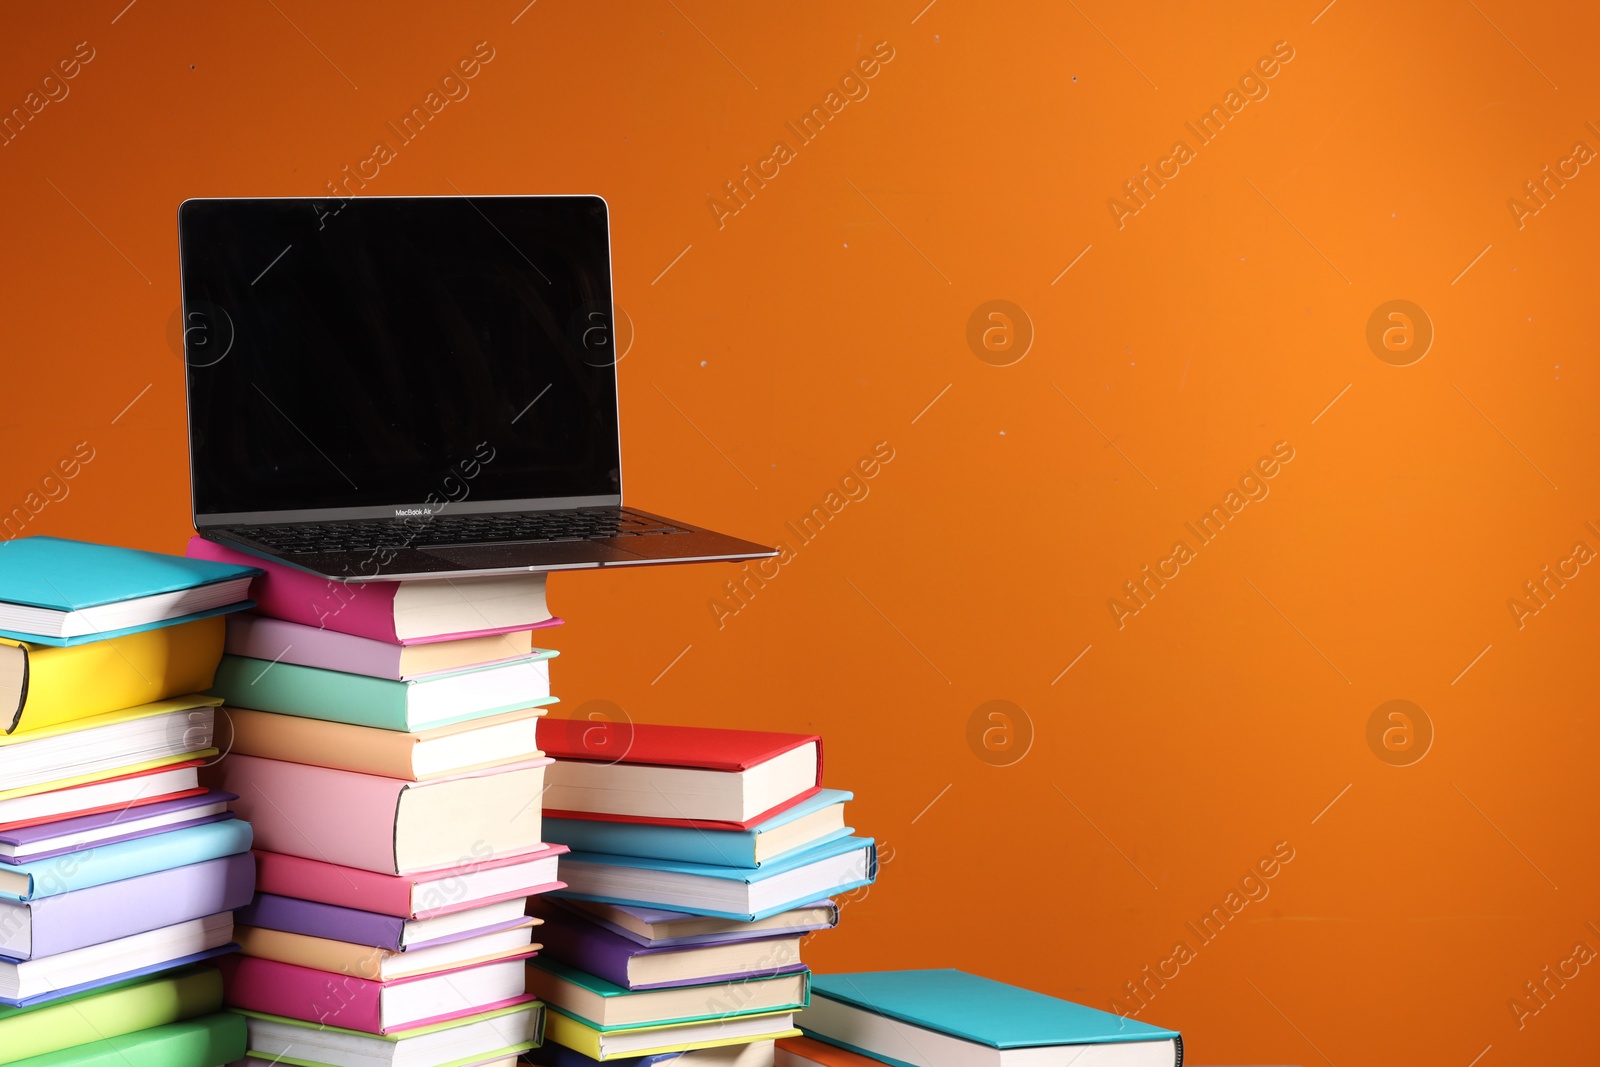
left=188, top=540, right=570, bottom=1067
left=784, top=969, right=1183, bottom=1067
left=0, top=536, right=261, bottom=1066
left=524, top=722, right=876, bottom=1065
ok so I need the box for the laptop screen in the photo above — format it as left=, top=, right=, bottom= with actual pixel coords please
left=179, top=195, right=623, bottom=523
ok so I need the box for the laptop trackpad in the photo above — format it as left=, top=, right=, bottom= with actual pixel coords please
left=419, top=541, right=638, bottom=569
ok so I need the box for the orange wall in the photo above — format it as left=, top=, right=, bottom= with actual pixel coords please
left=4, top=2, right=1598, bottom=1061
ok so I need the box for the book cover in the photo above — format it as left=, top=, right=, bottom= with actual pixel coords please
left=804, top=970, right=1183, bottom=1049
left=544, top=790, right=852, bottom=868
left=527, top=898, right=806, bottom=990
left=4, top=852, right=254, bottom=959
left=0, top=537, right=258, bottom=647
left=0, top=617, right=228, bottom=735
left=529, top=957, right=811, bottom=1026
left=0, top=966, right=221, bottom=1063
left=544, top=1006, right=799, bottom=1061
left=0, top=1011, right=245, bottom=1066
left=251, top=843, right=568, bottom=919
left=209, top=654, right=555, bottom=732
left=0, top=818, right=253, bottom=901
left=185, top=537, right=560, bottom=644
left=561, top=899, right=840, bottom=949
left=219, top=954, right=537, bottom=1034
left=541, top=721, right=821, bottom=774
left=0, top=791, right=236, bottom=865
left=204, top=755, right=548, bottom=875
left=219, top=706, right=547, bottom=781
left=231, top=1001, right=543, bottom=1067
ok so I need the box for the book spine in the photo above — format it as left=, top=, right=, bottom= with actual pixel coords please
left=186, top=537, right=400, bottom=642
left=219, top=955, right=384, bottom=1032
left=210, top=658, right=410, bottom=731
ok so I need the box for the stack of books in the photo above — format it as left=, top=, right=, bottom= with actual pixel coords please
left=188, top=540, right=571, bottom=1067
left=780, top=972, right=1184, bottom=1067
left=525, top=721, right=877, bottom=1064
left=785, top=969, right=1183, bottom=1067
left=0, top=536, right=261, bottom=1066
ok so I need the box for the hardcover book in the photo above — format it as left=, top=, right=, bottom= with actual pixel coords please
left=0, top=818, right=253, bottom=901
left=0, top=966, right=222, bottom=1063
left=232, top=1001, right=543, bottom=1067
left=225, top=612, right=538, bottom=679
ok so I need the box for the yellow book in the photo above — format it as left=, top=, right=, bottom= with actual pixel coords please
left=545, top=1006, right=799, bottom=1061
left=0, top=615, right=225, bottom=734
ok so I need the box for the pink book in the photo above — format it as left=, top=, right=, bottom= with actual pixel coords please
left=185, top=537, right=562, bottom=645
left=253, top=844, right=568, bottom=919
left=219, top=952, right=537, bottom=1033
left=224, top=613, right=541, bottom=680
left=203, top=754, right=551, bottom=875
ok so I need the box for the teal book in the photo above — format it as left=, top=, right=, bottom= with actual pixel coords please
left=554, top=835, right=876, bottom=922
left=209, top=652, right=557, bottom=732
left=4, top=1011, right=244, bottom=1067
left=802, top=970, right=1181, bottom=1067
left=544, top=789, right=853, bottom=868
left=0, top=819, right=253, bottom=901
left=0, top=537, right=259, bottom=646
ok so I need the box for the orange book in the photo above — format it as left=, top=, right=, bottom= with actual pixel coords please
left=776, top=1037, right=881, bottom=1067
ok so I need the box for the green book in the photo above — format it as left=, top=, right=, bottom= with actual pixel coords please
left=527, top=958, right=810, bottom=1031
left=234, top=1001, right=544, bottom=1067
left=5, top=1012, right=244, bottom=1067
left=0, top=967, right=222, bottom=1064
left=209, top=652, right=556, bottom=731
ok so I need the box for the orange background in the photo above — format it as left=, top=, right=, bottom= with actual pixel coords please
left=3, top=1, right=1597, bottom=1061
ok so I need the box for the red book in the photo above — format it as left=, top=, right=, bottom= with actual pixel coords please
left=540, top=721, right=823, bottom=831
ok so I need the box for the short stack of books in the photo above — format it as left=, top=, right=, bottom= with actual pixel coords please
left=785, top=970, right=1183, bottom=1067
left=524, top=722, right=877, bottom=1064
left=189, top=539, right=569, bottom=1067
left=0, top=536, right=261, bottom=1066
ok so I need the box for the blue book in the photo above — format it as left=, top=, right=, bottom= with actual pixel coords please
left=545, top=789, right=853, bottom=868
left=553, top=835, right=875, bottom=922
left=0, top=537, right=259, bottom=646
left=802, top=970, right=1182, bottom=1067
left=0, top=819, right=253, bottom=901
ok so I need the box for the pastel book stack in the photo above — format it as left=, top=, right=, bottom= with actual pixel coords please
left=0, top=537, right=259, bottom=1066
left=790, top=970, right=1183, bottom=1067
left=527, top=721, right=876, bottom=1064
left=189, top=538, right=567, bottom=1067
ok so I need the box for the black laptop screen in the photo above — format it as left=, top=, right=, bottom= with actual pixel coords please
left=180, top=196, right=623, bottom=520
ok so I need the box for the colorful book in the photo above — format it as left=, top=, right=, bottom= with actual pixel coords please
left=541, top=722, right=822, bottom=829
left=226, top=613, right=537, bottom=679
left=0, top=761, right=206, bottom=832
left=0, top=751, right=219, bottom=805
left=252, top=844, right=567, bottom=919
left=0, top=617, right=227, bottom=735
left=800, top=970, right=1183, bottom=1067
left=0, top=697, right=220, bottom=797
left=545, top=1005, right=798, bottom=1061
left=0, top=1012, right=245, bottom=1067
left=559, top=899, right=838, bottom=948
left=555, top=836, right=876, bottom=922
left=545, top=790, right=851, bottom=868
left=527, top=898, right=803, bottom=990
left=235, top=921, right=538, bottom=982
left=0, top=818, right=253, bottom=900
left=233, top=1001, right=543, bottom=1067
left=0, top=913, right=235, bottom=1007
left=220, top=706, right=546, bottom=781
left=0, top=790, right=234, bottom=864
left=528, top=957, right=809, bottom=1029
left=0, top=537, right=257, bottom=646
left=236, top=893, right=532, bottom=952
left=210, top=653, right=555, bottom=732
left=204, top=755, right=548, bottom=875
left=186, top=537, right=557, bottom=643
left=220, top=954, right=534, bottom=1034
left=0, top=966, right=221, bottom=1064
left=530, top=1038, right=777, bottom=1067
left=0, top=852, right=253, bottom=960
left=776, top=1035, right=873, bottom=1067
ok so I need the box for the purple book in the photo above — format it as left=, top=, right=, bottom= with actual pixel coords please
left=527, top=897, right=808, bottom=990
left=235, top=893, right=532, bottom=951
left=0, top=791, right=238, bottom=865
left=561, top=897, right=840, bottom=948
left=0, top=852, right=254, bottom=960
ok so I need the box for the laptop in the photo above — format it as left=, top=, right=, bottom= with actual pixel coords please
left=178, top=195, right=776, bottom=581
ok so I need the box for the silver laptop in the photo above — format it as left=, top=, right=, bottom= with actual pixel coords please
left=178, top=195, right=775, bottom=581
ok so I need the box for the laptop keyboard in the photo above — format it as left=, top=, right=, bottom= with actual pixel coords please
left=216, top=508, right=691, bottom=556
